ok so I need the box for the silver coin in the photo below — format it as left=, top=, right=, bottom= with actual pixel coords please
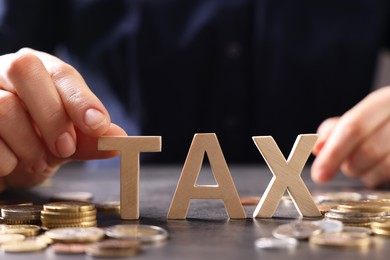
left=313, top=219, right=343, bottom=233
left=45, top=227, right=105, bottom=243
left=105, top=224, right=169, bottom=243
left=342, top=226, right=372, bottom=235
left=272, top=221, right=322, bottom=240
left=255, top=237, right=298, bottom=249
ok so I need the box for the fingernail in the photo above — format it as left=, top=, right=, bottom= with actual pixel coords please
left=55, top=132, right=76, bottom=158
left=84, top=108, right=107, bottom=130
left=32, top=156, right=47, bottom=173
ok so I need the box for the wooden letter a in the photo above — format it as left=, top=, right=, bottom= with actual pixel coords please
left=167, top=133, right=246, bottom=219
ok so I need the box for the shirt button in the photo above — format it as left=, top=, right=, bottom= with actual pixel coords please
left=225, top=42, right=242, bottom=60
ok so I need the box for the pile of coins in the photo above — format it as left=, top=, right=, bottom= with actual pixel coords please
left=41, top=202, right=97, bottom=229
left=0, top=195, right=169, bottom=257
left=254, top=191, right=390, bottom=250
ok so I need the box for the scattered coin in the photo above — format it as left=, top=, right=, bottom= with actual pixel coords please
left=309, top=232, right=370, bottom=248
left=254, top=237, right=298, bottom=249
left=43, top=202, right=95, bottom=213
left=51, top=243, right=89, bottom=254
left=0, top=224, right=40, bottom=237
left=96, top=201, right=120, bottom=214
left=240, top=196, right=260, bottom=206
left=45, top=227, right=105, bottom=243
left=105, top=224, right=169, bottom=243
left=50, top=192, right=93, bottom=202
left=1, top=239, right=47, bottom=253
left=313, top=192, right=362, bottom=203
left=337, top=200, right=390, bottom=213
left=313, top=219, right=343, bottom=233
left=86, top=239, right=141, bottom=258
left=0, top=234, right=25, bottom=244
left=342, top=226, right=372, bottom=235
left=272, top=221, right=322, bottom=240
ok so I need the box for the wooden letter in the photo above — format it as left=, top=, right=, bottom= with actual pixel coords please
left=98, top=136, right=161, bottom=220
left=252, top=134, right=321, bottom=218
left=167, top=133, right=246, bottom=220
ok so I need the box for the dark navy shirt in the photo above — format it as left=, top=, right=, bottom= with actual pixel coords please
left=1, top=0, right=389, bottom=163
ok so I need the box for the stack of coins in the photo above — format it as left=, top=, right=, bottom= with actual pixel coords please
left=41, top=202, right=97, bottom=229
left=324, top=207, right=385, bottom=228
left=96, top=201, right=120, bottom=215
left=371, top=220, right=390, bottom=237
left=1, top=205, right=42, bottom=225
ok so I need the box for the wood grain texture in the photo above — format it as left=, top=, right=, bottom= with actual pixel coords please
left=252, top=134, right=321, bottom=218
left=167, top=133, right=246, bottom=220
left=98, top=136, right=162, bottom=220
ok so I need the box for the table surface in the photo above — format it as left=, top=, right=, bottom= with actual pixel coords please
left=0, top=164, right=389, bottom=260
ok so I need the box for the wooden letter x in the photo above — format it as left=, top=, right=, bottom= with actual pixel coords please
left=167, top=133, right=246, bottom=219
left=252, top=134, right=321, bottom=218
left=98, top=136, right=161, bottom=220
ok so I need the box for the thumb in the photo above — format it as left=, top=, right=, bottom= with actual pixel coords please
left=72, top=123, right=128, bottom=160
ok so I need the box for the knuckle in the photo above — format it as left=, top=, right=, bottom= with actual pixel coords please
left=43, top=106, right=63, bottom=124
left=48, top=62, right=78, bottom=83
left=7, top=51, right=43, bottom=80
left=339, top=118, right=364, bottom=141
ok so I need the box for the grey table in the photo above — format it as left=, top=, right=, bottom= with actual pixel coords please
left=0, top=164, right=388, bottom=260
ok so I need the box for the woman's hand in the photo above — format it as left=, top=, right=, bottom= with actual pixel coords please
left=0, top=48, right=127, bottom=191
left=312, top=86, right=390, bottom=188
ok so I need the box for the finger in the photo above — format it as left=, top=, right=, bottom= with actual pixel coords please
left=3, top=163, right=61, bottom=189
left=0, top=138, right=17, bottom=176
left=312, top=117, right=339, bottom=156
left=30, top=49, right=111, bottom=137
left=3, top=49, right=76, bottom=158
left=0, top=90, right=47, bottom=173
left=340, top=120, right=390, bottom=178
left=71, top=123, right=128, bottom=160
left=360, top=154, right=390, bottom=188
left=311, top=87, right=390, bottom=183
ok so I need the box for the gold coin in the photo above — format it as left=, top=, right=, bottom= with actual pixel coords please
left=1, top=205, right=42, bottom=216
left=0, top=234, right=25, bottom=244
left=240, top=196, right=260, bottom=206
left=105, top=224, right=169, bottom=243
left=43, top=202, right=95, bottom=213
left=51, top=243, right=89, bottom=254
left=337, top=200, right=390, bottom=213
left=2, top=219, right=40, bottom=225
left=41, top=215, right=96, bottom=224
left=96, top=201, right=120, bottom=214
left=41, top=209, right=97, bottom=218
left=86, top=239, right=140, bottom=258
left=45, top=227, right=105, bottom=243
left=310, top=232, right=370, bottom=248
left=42, top=220, right=97, bottom=229
left=1, top=239, right=47, bottom=252
left=0, top=224, right=40, bottom=237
